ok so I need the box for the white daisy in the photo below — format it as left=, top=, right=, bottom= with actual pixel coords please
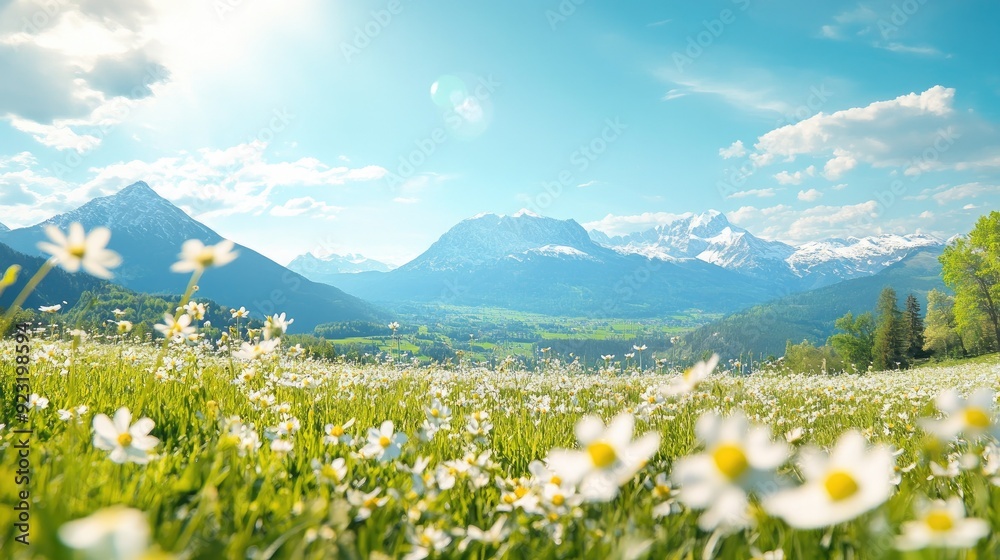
left=38, top=222, right=122, bottom=279
left=92, top=407, right=159, bottom=464
left=660, top=354, right=719, bottom=397
left=546, top=412, right=660, bottom=502
left=58, top=506, right=151, bottom=560
left=361, top=420, right=408, bottom=462
left=764, top=430, right=894, bottom=529
left=671, top=410, right=788, bottom=531
left=896, top=497, right=989, bottom=550
left=922, top=388, right=999, bottom=442
left=170, top=239, right=238, bottom=273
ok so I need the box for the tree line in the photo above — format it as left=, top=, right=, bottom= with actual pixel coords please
left=796, top=211, right=1000, bottom=373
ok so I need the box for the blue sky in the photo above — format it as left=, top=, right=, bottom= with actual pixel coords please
left=1, top=0, right=998, bottom=265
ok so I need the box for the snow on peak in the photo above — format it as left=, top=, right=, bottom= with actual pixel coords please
left=513, top=208, right=542, bottom=218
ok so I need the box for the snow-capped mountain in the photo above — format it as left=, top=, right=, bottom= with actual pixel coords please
left=589, top=211, right=797, bottom=281
left=399, top=209, right=612, bottom=272
left=0, top=181, right=381, bottom=330
left=0, top=221, right=9, bottom=233
left=287, top=252, right=394, bottom=283
left=588, top=211, right=944, bottom=289
left=330, top=210, right=780, bottom=316
left=787, top=234, right=944, bottom=286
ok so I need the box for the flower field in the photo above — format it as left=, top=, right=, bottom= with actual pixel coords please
left=3, top=224, right=1000, bottom=559
left=2, top=335, right=1000, bottom=559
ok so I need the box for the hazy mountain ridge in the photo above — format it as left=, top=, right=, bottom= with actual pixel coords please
left=672, top=247, right=947, bottom=361
left=287, top=252, right=394, bottom=285
left=330, top=210, right=783, bottom=316
left=0, top=182, right=383, bottom=331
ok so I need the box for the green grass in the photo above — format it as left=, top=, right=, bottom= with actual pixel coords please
left=3, top=338, right=1000, bottom=559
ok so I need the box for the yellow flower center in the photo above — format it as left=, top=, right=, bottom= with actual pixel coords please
left=514, top=486, right=529, bottom=499
left=587, top=441, right=617, bottom=468
left=712, top=444, right=749, bottom=480
left=926, top=510, right=954, bottom=532
left=963, top=407, right=991, bottom=429
left=824, top=471, right=859, bottom=501
left=329, top=425, right=344, bottom=437
left=654, top=484, right=672, bottom=498
left=552, top=494, right=565, bottom=506
left=550, top=475, right=562, bottom=485
left=321, top=465, right=340, bottom=481
left=68, top=244, right=86, bottom=259
left=363, top=497, right=379, bottom=509
left=430, top=408, right=440, bottom=417
left=117, top=433, right=133, bottom=447
left=196, top=251, right=216, bottom=268
left=379, top=435, right=391, bottom=448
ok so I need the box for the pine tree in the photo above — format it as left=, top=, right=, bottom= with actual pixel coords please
left=903, top=293, right=925, bottom=361
left=872, top=287, right=906, bottom=370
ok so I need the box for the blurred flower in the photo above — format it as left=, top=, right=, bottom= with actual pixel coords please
left=671, top=410, right=787, bottom=532
left=922, top=388, right=999, bottom=442
left=765, top=430, right=894, bottom=529
left=546, top=412, right=660, bottom=502
left=170, top=239, right=238, bottom=273
left=58, top=506, right=151, bottom=560
left=38, top=223, right=122, bottom=279
left=895, top=497, right=988, bottom=550
left=661, top=354, right=719, bottom=397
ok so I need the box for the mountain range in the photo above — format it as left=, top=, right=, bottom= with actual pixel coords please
left=672, top=247, right=947, bottom=361
left=0, top=182, right=382, bottom=332
left=588, top=211, right=942, bottom=290
left=287, top=252, right=394, bottom=284
left=0, top=183, right=949, bottom=339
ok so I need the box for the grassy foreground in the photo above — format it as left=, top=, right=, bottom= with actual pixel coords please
left=2, top=337, right=1000, bottom=559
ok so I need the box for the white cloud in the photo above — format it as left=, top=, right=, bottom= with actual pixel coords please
left=739, top=86, right=1000, bottom=178
left=919, top=211, right=934, bottom=218
left=930, top=182, right=997, bottom=205
left=728, top=201, right=882, bottom=242
left=0, top=0, right=319, bottom=151
left=0, top=141, right=387, bottom=225
left=797, top=188, right=823, bottom=202
left=774, top=165, right=816, bottom=185
left=963, top=204, right=978, bottom=210
left=727, top=188, right=777, bottom=199
left=822, top=149, right=857, bottom=179
left=270, top=196, right=342, bottom=218
left=719, top=140, right=747, bottom=159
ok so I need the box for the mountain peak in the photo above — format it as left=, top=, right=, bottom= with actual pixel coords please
left=402, top=210, right=601, bottom=272
left=513, top=208, right=542, bottom=218
left=0, top=221, right=9, bottom=233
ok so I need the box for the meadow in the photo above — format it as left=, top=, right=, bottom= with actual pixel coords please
left=3, top=225, right=1000, bottom=560
left=2, top=332, right=1000, bottom=559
